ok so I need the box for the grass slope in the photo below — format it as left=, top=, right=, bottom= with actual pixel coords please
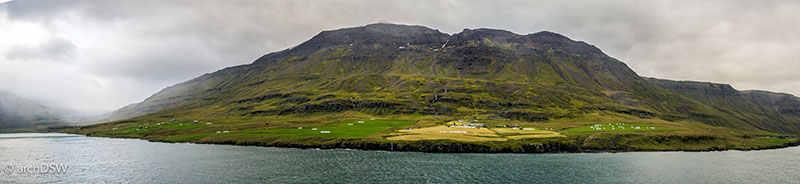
left=235, top=120, right=414, bottom=138
left=62, top=111, right=798, bottom=152
left=67, top=23, right=800, bottom=152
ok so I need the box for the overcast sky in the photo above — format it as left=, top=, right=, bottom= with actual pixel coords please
left=1, top=0, right=799, bottom=114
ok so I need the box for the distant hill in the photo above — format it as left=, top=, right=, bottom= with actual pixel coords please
left=648, top=78, right=800, bottom=134
left=103, top=23, right=800, bottom=135
left=0, top=91, right=67, bottom=130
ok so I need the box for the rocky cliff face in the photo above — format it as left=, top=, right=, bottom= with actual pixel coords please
left=104, top=23, right=799, bottom=135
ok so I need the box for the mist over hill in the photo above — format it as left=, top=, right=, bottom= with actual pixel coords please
left=0, top=90, right=66, bottom=130
left=0, top=90, right=108, bottom=131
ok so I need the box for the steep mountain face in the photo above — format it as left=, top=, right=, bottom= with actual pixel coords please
left=648, top=78, right=800, bottom=134
left=106, top=23, right=795, bottom=134
left=0, top=91, right=65, bottom=129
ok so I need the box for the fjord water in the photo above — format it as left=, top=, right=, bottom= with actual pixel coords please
left=1, top=133, right=797, bottom=183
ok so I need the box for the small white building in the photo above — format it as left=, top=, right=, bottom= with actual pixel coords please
left=466, top=123, right=484, bottom=128
left=440, top=131, right=467, bottom=134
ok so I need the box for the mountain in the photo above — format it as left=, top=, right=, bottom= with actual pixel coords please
left=0, top=91, right=67, bottom=130
left=103, top=23, right=798, bottom=136
left=648, top=78, right=800, bottom=134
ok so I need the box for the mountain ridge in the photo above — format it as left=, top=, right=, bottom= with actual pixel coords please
left=106, top=23, right=642, bottom=119
left=648, top=77, right=800, bottom=134
left=102, top=23, right=800, bottom=136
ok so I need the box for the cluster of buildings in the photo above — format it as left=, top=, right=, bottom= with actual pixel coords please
left=589, top=123, right=656, bottom=131
left=439, top=131, right=467, bottom=134
left=495, top=124, right=520, bottom=128
left=450, top=120, right=486, bottom=128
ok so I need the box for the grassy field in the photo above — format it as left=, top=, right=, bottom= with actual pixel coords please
left=59, top=110, right=799, bottom=152
left=233, top=119, right=415, bottom=138
left=759, top=137, right=796, bottom=144
left=560, top=123, right=677, bottom=133
left=387, top=125, right=506, bottom=142
left=108, top=119, right=214, bottom=135
left=385, top=121, right=565, bottom=141
left=165, top=133, right=216, bottom=142
left=491, top=128, right=564, bottom=139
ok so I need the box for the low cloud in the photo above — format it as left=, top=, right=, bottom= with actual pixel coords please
left=5, top=37, right=77, bottom=61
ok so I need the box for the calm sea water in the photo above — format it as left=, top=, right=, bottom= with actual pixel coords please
left=0, top=133, right=798, bottom=183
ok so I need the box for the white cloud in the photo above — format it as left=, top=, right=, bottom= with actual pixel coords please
left=5, top=36, right=77, bottom=61
left=1, top=0, right=799, bottom=114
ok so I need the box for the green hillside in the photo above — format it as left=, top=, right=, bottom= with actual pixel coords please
left=648, top=78, right=800, bottom=134
left=68, top=23, right=800, bottom=152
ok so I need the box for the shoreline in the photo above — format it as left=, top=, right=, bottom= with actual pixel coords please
left=68, top=132, right=800, bottom=154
